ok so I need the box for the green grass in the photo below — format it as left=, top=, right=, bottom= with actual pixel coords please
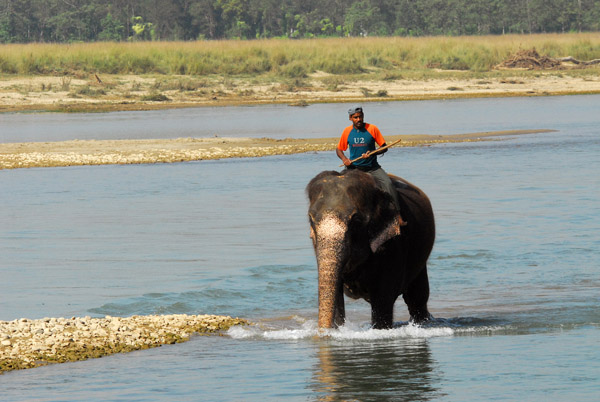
left=1, top=33, right=599, bottom=80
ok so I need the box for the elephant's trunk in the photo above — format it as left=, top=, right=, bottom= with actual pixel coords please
left=318, top=256, right=342, bottom=328
left=314, top=214, right=347, bottom=329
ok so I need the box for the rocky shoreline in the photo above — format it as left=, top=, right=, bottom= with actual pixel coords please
left=0, top=314, right=248, bottom=374
left=0, top=130, right=553, bottom=170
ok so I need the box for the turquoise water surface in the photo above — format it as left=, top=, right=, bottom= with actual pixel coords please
left=1, top=96, right=599, bottom=401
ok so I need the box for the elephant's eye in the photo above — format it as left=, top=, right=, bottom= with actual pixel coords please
left=349, top=212, right=363, bottom=225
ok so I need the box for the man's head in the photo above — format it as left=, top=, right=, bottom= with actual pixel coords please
left=348, top=105, right=364, bottom=129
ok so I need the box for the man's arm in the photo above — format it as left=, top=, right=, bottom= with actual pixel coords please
left=368, top=124, right=387, bottom=155
left=375, top=143, right=388, bottom=156
left=336, top=147, right=352, bottom=166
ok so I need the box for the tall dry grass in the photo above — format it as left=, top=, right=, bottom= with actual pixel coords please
left=1, top=33, right=599, bottom=78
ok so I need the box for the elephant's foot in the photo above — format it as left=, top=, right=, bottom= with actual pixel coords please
left=408, top=309, right=432, bottom=325
left=371, top=303, right=394, bottom=329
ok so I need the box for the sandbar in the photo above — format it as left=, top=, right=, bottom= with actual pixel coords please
left=0, top=130, right=554, bottom=170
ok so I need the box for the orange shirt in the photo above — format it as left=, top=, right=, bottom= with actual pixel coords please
left=337, top=123, right=385, bottom=151
left=338, top=123, right=386, bottom=168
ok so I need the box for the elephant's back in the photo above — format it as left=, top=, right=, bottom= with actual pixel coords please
left=389, top=174, right=432, bottom=211
left=389, top=174, right=435, bottom=254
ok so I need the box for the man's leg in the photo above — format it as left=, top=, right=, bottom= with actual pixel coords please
left=369, top=167, right=401, bottom=210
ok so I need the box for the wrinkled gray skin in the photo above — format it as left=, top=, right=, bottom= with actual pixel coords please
left=306, top=170, right=435, bottom=329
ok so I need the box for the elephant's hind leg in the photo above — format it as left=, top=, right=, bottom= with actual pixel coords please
left=403, top=267, right=431, bottom=323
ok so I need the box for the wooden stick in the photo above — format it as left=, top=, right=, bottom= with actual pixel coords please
left=339, top=139, right=402, bottom=167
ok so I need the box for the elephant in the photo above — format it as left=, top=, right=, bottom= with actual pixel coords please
left=306, top=169, right=435, bottom=329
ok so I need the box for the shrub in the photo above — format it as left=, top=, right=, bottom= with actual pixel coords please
left=279, top=61, right=308, bottom=78
left=141, top=92, right=170, bottom=101
left=320, top=57, right=364, bottom=74
left=75, top=86, right=106, bottom=96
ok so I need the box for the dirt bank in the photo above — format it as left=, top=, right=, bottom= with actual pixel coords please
left=1, top=71, right=599, bottom=113
left=0, top=130, right=553, bottom=170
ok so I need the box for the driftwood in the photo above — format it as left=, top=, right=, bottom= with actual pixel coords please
left=557, top=56, right=600, bottom=66
left=496, top=48, right=600, bottom=70
left=497, top=49, right=561, bottom=69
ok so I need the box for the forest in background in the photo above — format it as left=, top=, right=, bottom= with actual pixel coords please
left=1, top=0, right=600, bottom=43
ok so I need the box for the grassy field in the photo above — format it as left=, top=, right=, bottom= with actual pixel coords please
left=1, top=33, right=599, bottom=112
left=2, top=33, right=600, bottom=78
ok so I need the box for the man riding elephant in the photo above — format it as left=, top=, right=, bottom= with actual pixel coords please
left=336, top=105, right=405, bottom=225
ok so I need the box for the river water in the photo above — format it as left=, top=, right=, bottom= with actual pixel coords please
left=1, top=96, right=599, bottom=401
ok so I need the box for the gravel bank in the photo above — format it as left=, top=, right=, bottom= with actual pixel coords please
left=0, top=130, right=553, bottom=170
left=0, top=314, right=247, bottom=374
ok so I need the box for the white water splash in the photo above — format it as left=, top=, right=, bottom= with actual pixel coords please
left=330, top=322, right=454, bottom=340
left=227, top=319, right=455, bottom=340
left=227, top=319, right=318, bottom=340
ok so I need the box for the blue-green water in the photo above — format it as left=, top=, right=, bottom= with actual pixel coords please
left=1, top=96, right=599, bottom=401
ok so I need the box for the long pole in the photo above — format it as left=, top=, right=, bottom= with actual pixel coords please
left=339, top=139, right=402, bottom=167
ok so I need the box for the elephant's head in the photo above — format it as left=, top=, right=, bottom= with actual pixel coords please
left=306, top=170, right=403, bottom=328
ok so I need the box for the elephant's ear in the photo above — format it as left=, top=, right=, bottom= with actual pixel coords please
left=369, top=215, right=402, bottom=253
left=365, top=188, right=402, bottom=253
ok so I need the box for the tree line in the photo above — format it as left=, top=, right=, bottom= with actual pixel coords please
left=1, top=0, right=599, bottom=43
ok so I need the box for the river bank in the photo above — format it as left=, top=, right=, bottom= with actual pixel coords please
left=0, top=130, right=553, bottom=170
left=0, top=314, right=247, bottom=374
left=1, top=72, right=600, bottom=113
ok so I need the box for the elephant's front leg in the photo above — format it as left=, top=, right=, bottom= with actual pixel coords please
left=370, top=295, right=394, bottom=329
left=332, top=281, right=345, bottom=327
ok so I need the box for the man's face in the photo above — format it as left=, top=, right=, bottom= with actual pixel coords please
left=349, top=112, right=364, bottom=129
